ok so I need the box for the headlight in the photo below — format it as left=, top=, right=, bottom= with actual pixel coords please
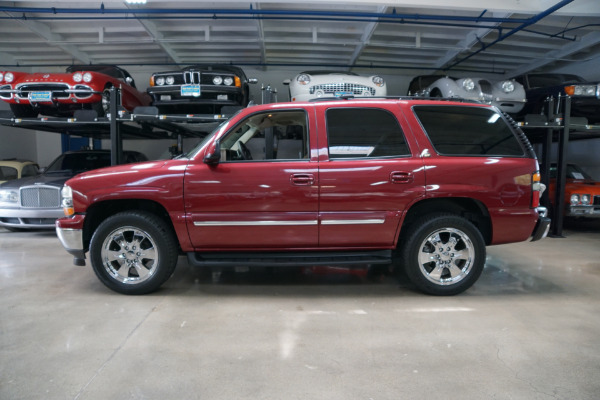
left=73, top=72, right=83, bottom=82
left=0, top=189, right=19, bottom=204
left=165, top=76, right=175, bottom=85
left=296, top=74, right=310, bottom=85
left=580, top=194, right=591, bottom=205
left=0, top=72, right=4, bottom=82
left=83, top=72, right=93, bottom=83
left=501, top=80, right=515, bottom=93
left=223, top=76, right=234, bottom=86
left=155, top=76, right=165, bottom=86
left=4, top=72, right=14, bottom=83
left=574, top=85, right=597, bottom=96
left=213, top=76, right=223, bottom=85
left=61, top=186, right=74, bottom=216
left=570, top=194, right=580, bottom=206
left=462, top=79, right=475, bottom=91
left=372, top=76, right=385, bottom=87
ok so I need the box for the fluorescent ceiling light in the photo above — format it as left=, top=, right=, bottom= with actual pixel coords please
left=125, top=0, right=147, bottom=4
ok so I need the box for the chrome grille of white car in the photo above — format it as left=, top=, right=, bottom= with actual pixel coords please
left=20, top=186, right=61, bottom=208
left=310, top=83, right=375, bottom=96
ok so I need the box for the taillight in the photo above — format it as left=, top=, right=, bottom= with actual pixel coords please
left=532, top=171, right=541, bottom=208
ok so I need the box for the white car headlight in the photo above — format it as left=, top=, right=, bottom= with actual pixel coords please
left=0, top=189, right=19, bottom=204
left=73, top=72, right=83, bottom=82
left=501, top=80, right=515, bottom=93
left=296, top=74, right=311, bottom=85
left=462, top=79, right=475, bottom=91
left=4, top=72, right=14, bottom=83
left=213, top=76, right=223, bottom=85
left=223, top=77, right=234, bottom=86
left=372, top=76, right=385, bottom=87
left=0, top=72, right=4, bottom=82
left=83, top=72, right=93, bottom=83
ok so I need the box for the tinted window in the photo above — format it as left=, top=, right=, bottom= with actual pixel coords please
left=0, top=166, right=18, bottom=181
left=21, top=164, right=39, bottom=178
left=414, top=106, right=524, bottom=156
left=326, top=108, right=410, bottom=159
left=46, top=153, right=112, bottom=173
left=220, top=110, right=309, bottom=161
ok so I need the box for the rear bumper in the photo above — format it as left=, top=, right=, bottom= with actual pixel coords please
left=530, top=207, right=551, bottom=242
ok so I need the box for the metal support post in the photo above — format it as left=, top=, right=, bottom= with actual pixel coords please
left=109, top=86, right=122, bottom=166
left=551, top=96, right=571, bottom=237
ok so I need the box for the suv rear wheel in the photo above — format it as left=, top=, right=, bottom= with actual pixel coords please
left=400, top=213, right=485, bottom=295
left=89, top=211, right=178, bottom=295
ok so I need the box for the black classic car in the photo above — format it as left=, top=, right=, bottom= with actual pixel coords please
left=0, top=150, right=147, bottom=231
left=147, top=65, right=256, bottom=114
left=513, top=73, right=600, bottom=124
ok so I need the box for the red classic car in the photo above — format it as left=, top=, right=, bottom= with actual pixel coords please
left=549, top=163, right=600, bottom=218
left=0, top=65, right=151, bottom=118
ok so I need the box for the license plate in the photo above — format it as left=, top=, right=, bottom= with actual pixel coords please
left=29, top=91, right=52, bottom=102
left=181, top=85, right=201, bottom=97
left=334, top=91, right=354, bottom=98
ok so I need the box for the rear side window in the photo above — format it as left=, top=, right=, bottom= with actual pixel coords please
left=326, top=108, right=410, bottom=159
left=413, top=106, right=524, bottom=156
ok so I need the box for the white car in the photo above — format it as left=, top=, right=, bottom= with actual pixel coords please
left=285, top=71, right=386, bottom=102
left=408, top=75, right=526, bottom=114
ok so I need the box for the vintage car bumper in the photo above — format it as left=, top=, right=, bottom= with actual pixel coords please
left=492, top=99, right=527, bottom=113
left=148, top=85, right=243, bottom=106
left=56, top=214, right=87, bottom=265
left=566, top=205, right=600, bottom=218
left=530, top=207, right=551, bottom=241
left=0, top=207, right=64, bottom=229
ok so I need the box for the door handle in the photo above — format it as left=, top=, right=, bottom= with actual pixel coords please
left=291, top=174, right=315, bottom=186
left=390, top=171, right=413, bottom=184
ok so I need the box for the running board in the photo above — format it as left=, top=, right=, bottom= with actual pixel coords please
left=187, top=250, right=392, bottom=268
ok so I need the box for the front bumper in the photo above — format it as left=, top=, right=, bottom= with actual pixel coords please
left=566, top=205, right=600, bottom=218
left=148, top=85, right=243, bottom=106
left=530, top=207, right=551, bottom=242
left=56, top=214, right=87, bottom=266
left=0, top=207, right=64, bottom=229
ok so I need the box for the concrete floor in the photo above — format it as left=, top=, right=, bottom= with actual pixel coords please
left=1, top=220, right=599, bottom=400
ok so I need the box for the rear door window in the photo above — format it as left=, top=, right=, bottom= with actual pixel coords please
left=413, top=105, right=525, bottom=156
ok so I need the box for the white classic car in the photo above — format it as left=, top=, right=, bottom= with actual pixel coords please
left=285, top=71, right=386, bottom=102
left=407, top=75, right=526, bottom=114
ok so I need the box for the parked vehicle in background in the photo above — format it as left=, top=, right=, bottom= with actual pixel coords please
left=147, top=65, right=256, bottom=114
left=0, top=65, right=151, bottom=118
left=0, top=150, right=147, bottom=231
left=407, top=74, right=526, bottom=114
left=56, top=98, right=549, bottom=296
left=0, top=159, right=39, bottom=184
left=548, top=163, right=600, bottom=218
left=512, top=73, right=600, bottom=124
left=285, top=71, right=386, bottom=101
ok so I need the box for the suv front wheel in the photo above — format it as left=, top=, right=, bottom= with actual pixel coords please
left=89, top=211, right=179, bottom=295
left=400, top=213, right=485, bottom=296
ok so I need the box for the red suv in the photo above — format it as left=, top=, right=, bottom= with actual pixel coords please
left=56, top=98, right=550, bottom=295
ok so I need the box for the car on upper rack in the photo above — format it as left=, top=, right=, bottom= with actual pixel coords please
left=512, top=73, right=600, bottom=124
left=407, top=74, right=526, bottom=114
left=0, top=149, right=147, bottom=231
left=548, top=163, right=600, bottom=218
left=147, top=64, right=257, bottom=114
left=0, top=159, right=39, bottom=184
left=0, top=65, right=151, bottom=118
left=284, top=71, right=386, bottom=102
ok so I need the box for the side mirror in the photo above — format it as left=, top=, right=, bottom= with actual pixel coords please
left=283, top=79, right=291, bottom=86
left=203, top=141, right=221, bottom=165
left=248, top=78, right=258, bottom=84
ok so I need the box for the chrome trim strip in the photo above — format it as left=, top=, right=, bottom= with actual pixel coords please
left=321, top=219, right=385, bottom=225
left=56, top=227, right=84, bottom=251
left=194, top=220, right=318, bottom=227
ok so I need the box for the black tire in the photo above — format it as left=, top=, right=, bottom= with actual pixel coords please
left=10, top=104, right=38, bottom=118
left=92, top=87, right=111, bottom=117
left=399, top=213, right=485, bottom=296
left=89, top=211, right=179, bottom=295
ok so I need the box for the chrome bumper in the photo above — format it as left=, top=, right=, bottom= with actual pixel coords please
left=531, top=206, right=551, bottom=242
left=56, top=227, right=86, bottom=266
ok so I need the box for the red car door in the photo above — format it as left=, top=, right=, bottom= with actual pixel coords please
left=316, top=102, right=426, bottom=248
left=184, top=106, right=320, bottom=250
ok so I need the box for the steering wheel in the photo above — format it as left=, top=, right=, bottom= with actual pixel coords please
left=238, top=142, right=253, bottom=160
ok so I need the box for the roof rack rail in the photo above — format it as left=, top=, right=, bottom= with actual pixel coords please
left=307, top=95, right=482, bottom=104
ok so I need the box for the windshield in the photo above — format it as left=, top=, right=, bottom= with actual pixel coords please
left=45, top=152, right=112, bottom=174
left=184, top=118, right=235, bottom=158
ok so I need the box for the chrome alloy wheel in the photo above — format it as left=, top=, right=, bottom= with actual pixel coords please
left=100, top=226, right=159, bottom=284
left=417, top=227, right=475, bottom=285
